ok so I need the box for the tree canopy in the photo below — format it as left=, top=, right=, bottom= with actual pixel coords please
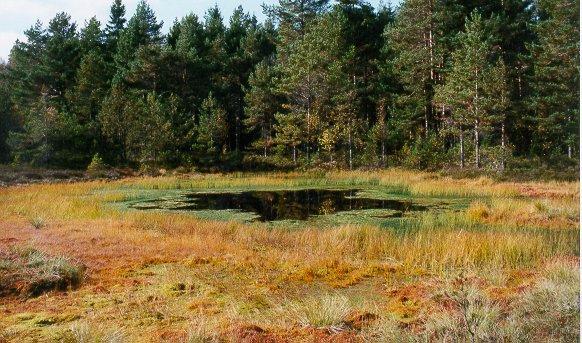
left=0, top=0, right=578, bottom=170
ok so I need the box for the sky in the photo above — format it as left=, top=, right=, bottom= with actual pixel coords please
left=0, top=0, right=396, bottom=62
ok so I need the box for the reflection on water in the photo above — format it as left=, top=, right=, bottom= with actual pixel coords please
left=130, top=189, right=430, bottom=222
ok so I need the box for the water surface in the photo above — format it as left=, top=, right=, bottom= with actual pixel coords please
left=130, top=189, right=430, bottom=222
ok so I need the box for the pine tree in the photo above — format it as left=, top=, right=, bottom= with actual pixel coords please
left=274, top=112, right=303, bottom=164
left=114, top=0, right=163, bottom=81
left=205, top=6, right=226, bottom=41
left=175, top=14, right=205, bottom=57
left=99, top=85, right=129, bottom=163
left=385, top=0, right=441, bottom=138
left=268, top=0, right=331, bottom=75
left=434, top=11, right=502, bottom=168
left=278, top=9, right=358, bottom=166
left=336, top=1, right=394, bottom=126
left=167, top=19, right=181, bottom=49
left=171, top=14, right=211, bottom=115
left=488, top=59, right=512, bottom=170
left=129, top=92, right=175, bottom=166
left=79, top=17, right=104, bottom=56
left=264, top=0, right=330, bottom=34
left=0, top=63, right=15, bottom=162
left=529, top=0, right=579, bottom=159
left=43, top=12, right=80, bottom=108
left=244, top=61, right=279, bottom=158
left=173, top=13, right=210, bottom=111
left=0, top=0, right=578, bottom=171
left=195, top=93, right=228, bottom=164
left=7, top=13, right=86, bottom=166
left=8, top=21, right=47, bottom=113
left=67, top=52, right=108, bottom=124
left=224, top=7, right=256, bottom=153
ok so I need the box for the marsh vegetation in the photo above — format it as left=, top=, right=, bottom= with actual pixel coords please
left=0, top=169, right=578, bottom=341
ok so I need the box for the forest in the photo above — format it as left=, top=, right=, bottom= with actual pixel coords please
left=0, top=0, right=578, bottom=172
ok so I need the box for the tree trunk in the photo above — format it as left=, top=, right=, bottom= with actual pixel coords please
left=427, top=0, right=435, bottom=136
left=568, top=116, right=573, bottom=159
left=348, top=129, right=353, bottom=170
left=501, top=121, right=506, bottom=171
left=306, top=102, right=311, bottom=164
left=425, top=104, right=429, bottom=136
left=292, top=145, right=297, bottom=164
left=473, top=67, right=480, bottom=169
left=474, top=120, right=480, bottom=168
left=235, top=97, right=241, bottom=153
left=428, top=0, right=435, bottom=81
left=460, top=126, right=465, bottom=169
left=381, top=141, right=386, bottom=166
left=262, top=126, right=268, bottom=158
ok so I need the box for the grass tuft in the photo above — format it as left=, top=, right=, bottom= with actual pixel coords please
left=505, top=260, right=580, bottom=342
left=0, top=246, right=84, bottom=297
left=29, top=217, right=45, bottom=230
left=65, top=321, right=126, bottom=343
left=466, top=201, right=489, bottom=222
left=291, top=293, right=352, bottom=330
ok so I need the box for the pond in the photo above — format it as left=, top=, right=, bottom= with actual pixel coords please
left=129, top=189, right=431, bottom=222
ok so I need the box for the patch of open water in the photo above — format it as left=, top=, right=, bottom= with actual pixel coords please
left=129, top=189, right=431, bottom=222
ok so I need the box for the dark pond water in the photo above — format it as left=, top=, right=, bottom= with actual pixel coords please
left=130, top=189, right=429, bottom=222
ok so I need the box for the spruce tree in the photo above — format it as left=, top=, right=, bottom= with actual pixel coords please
left=105, top=0, right=127, bottom=49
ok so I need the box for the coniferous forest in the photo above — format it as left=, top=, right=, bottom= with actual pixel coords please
left=0, top=0, right=579, bottom=172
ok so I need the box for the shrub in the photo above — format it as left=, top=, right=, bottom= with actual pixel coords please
left=437, top=282, right=501, bottom=342
left=400, top=133, right=448, bottom=170
left=186, top=318, right=220, bottom=343
left=26, top=252, right=84, bottom=296
left=87, top=153, right=106, bottom=177
left=362, top=316, right=416, bottom=342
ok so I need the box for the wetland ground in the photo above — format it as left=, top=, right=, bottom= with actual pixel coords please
left=0, top=169, right=579, bottom=342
